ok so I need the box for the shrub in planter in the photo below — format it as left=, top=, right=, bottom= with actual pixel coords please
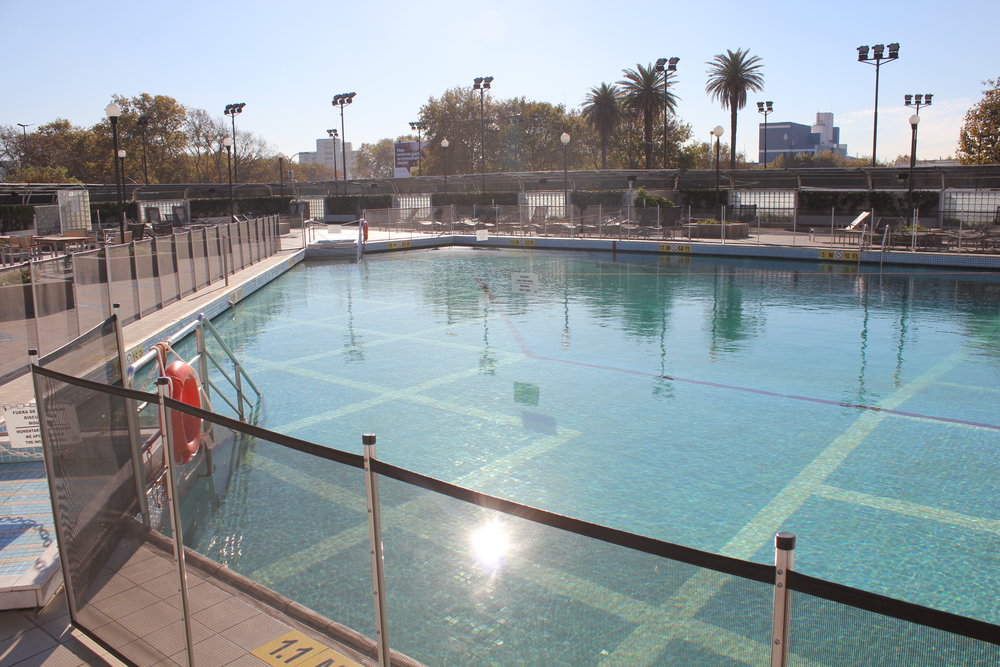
left=0, top=205, right=34, bottom=233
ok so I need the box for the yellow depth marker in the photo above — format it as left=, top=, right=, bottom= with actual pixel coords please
left=818, top=249, right=859, bottom=261
left=252, top=630, right=362, bottom=667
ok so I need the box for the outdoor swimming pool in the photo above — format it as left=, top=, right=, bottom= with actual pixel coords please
left=177, top=247, right=999, bottom=664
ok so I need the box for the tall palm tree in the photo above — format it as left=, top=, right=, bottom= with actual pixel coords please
left=619, top=63, right=678, bottom=169
left=582, top=83, right=621, bottom=169
left=705, top=48, right=764, bottom=170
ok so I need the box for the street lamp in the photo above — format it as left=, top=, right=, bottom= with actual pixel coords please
left=857, top=42, right=900, bottom=166
left=105, top=102, right=127, bottom=239
left=332, top=92, right=356, bottom=181
left=137, top=115, right=150, bottom=184
left=327, top=128, right=340, bottom=180
left=409, top=121, right=426, bottom=176
left=222, top=136, right=235, bottom=220
left=441, top=138, right=449, bottom=196
left=712, top=125, right=724, bottom=204
left=223, top=103, right=246, bottom=182
left=756, top=101, right=773, bottom=169
left=654, top=57, right=679, bottom=168
left=907, top=114, right=920, bottom=215
left=473, top=76, right=493, bottom=189
left=560, top=132, right=571, bottom=220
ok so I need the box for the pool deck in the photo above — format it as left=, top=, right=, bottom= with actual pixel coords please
left=0, top=225, right=997, bottom=664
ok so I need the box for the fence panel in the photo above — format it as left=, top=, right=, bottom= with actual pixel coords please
left=106, top=244, right=139, bottom=325
left=154, top=236, right=180, bottom=307
left=133, top=239, right=160, bottom=317
left=190, top=228, right=209, bottom=289
left=205, top=227, right=223, bottom=283
left=175, top=232, right=195, bottom=297
left=30, top=256, right=78, bottom=355
left=72, top=249, right=110, bottom=334
left=0, top=263, right=36, bottom=383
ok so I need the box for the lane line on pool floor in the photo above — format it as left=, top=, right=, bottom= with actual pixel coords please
left=475, top=276, right=1000, bottom=433
left=599, top=349, right=971, bottom=666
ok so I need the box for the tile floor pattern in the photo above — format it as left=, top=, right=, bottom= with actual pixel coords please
left=0, top=462, right=55, bottom=579
left=0, top=536, right=374, bottom=666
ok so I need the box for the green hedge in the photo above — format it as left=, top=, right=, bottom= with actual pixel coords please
left=430, top=192, right=519, bottom=207
left=325, top=194, right=394, bottom=215
left=190, top=196, right=292, bottom=218
left=0, top=205, right=35, bottom=233
left=91, top=201, right=139, bottom=225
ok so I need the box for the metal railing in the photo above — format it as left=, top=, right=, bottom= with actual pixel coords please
left=31, top=343, right=1000, bottom=666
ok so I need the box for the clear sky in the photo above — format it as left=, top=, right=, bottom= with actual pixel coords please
left=3, top=0, right=997, bottom=165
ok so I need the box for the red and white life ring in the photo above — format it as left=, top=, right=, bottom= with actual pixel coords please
left=362, top=219, right=369, bottom=241
left=163, top=360, right=202, bottom=464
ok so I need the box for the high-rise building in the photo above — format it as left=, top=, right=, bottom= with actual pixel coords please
left=760, top=112, right=847, bottom=165
left=299, top=137, right=355, bottom=177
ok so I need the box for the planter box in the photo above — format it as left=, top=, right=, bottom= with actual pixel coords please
left=687, top=222, right=750, bottom=239
left=277, top=221, right=290, bottom=235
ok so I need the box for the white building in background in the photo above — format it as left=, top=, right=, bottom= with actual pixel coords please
left=298, top=137, right=355, bottom=178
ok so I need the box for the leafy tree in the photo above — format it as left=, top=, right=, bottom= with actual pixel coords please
left=3, top=165, right=81, bottom=183
left=769, top=150, right=871, bottom=169
left=582, top=83, right=621, bottom=169
left=705, top=48, right=764, bottom=170
left=106, top=94, right=189, bottom=183
left=355, top=138, right=395, bottom=179
left=957, top=77, right=1000, bottom=165
left=619, top=63, right=678, bottom=169
left=679, top=140, right=750, bottom=170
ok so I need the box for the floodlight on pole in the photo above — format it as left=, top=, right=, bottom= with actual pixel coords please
left=223, top=102, right=246, bottom=182
left=473, top=76, right=493, bottom=189
left=327, top=128, right=340, bottom=180
left=653, top=57, right=679, bottom=169
left=856, top=42, right=899, bottom=166
left=756, top=101, right=773, bottom=169
left=409, top=121, right=426, bottom=176
left=222, top=136, right=235, bottom=219
left=332, top=93, right=356, bottom=180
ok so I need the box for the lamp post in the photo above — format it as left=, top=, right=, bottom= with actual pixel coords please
left=756, top=101, right=773, bottom=169
left=654, top=57, right=679, bottom=168
left=118, top=149, right=127, bottom=189
left=560, top=132, right=571, bottom=220
left=137, top=115, right=150, bottom=184
left=105, top=103, right=127, bottom=239
left=332, top=93, right=356, bottom=181
left=441, top=138, right=449, bottom=196
left=223, top=103, right=246, bottom=182
left=856, top=43, right=900, bottom=166
left=326, top=129, right=340, bottom=180
left=712, top=125, right=724, bottom=204
left=409, top=121, right=425, bottom=176
left=473, top=76, right=493, bottom=189
left=222, top=136, right=235, bottom=220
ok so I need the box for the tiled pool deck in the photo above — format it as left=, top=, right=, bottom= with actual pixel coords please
left=0, top=226, right=997, bottom=664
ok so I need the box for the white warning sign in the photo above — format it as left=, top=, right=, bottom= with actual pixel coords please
left=4, top=404, right=42, bottom=449
left=511, top=272, right=539, bottom=294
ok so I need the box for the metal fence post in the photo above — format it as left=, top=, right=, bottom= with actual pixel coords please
left=115, top=305, right=150, bottom=526
left=770, top=531, right=795, bottom=667
left=362, top=433, right=391, bottom=666
left=157, top=377, right=196, bottom=667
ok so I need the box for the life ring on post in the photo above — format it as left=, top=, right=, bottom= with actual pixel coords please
left=163, top=360, right=202, bottom=464
left=362, top=219, right=369, bottom=242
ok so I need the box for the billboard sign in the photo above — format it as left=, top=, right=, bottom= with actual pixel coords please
left=394, top=141, right=424, bottom=178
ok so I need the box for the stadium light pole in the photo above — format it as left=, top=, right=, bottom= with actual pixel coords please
left=756, top=101, right=773, bottom=169
left=332, top=93, right=356, bottom=180
left=856, top=43, right=899, bottom=166
left=17, top=123, right=33, bottom=165
left=327, top=128, right=340, bottom=180
left=222, top=136, right=234, bottom=219
left=223, top=103, right=246, bottom=182
left=654, top=57, right=679, bottom=168
left=473, top=76, right=493, bottom=190
left=277, top=153, right=285, bottom=196
left=105, top=103, right=126, bottom=239
left=409, top=121, right=426, bottom=176
left=712, top=125, right=724, bottom=205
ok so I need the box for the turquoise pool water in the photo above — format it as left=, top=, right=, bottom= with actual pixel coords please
left=180, top=248, right=999, bottom=664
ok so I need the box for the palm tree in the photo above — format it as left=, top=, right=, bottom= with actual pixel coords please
left=619, top=64, right=678, bottom=169
left=705, top=48, right=764, bottom=170
left=582, top=83, right=621, bottom=169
